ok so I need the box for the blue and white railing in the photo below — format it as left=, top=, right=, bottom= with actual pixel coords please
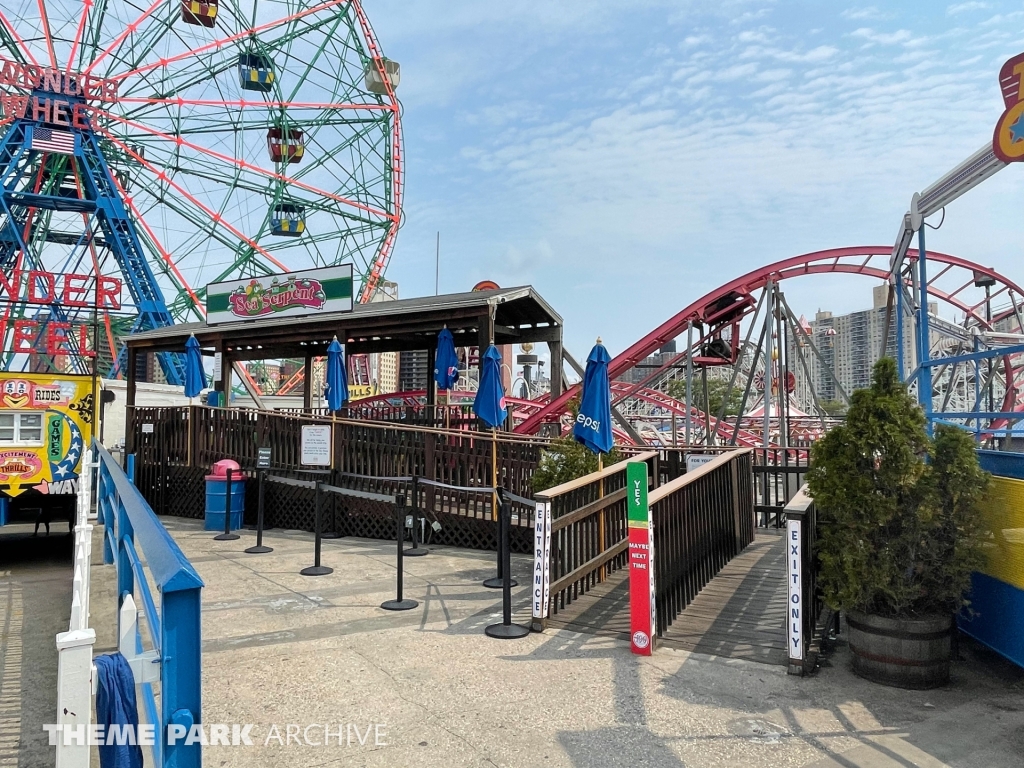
left=56, top=441, right=204, bottom=768
left=55, top=447, right=98, bottom=768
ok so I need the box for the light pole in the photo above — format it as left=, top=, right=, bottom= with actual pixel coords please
left=973, top=270, right=997, bottom=420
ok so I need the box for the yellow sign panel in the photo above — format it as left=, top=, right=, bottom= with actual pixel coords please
left=993, top=52, right=1024, bottom=163
left=0, top=374, right=95, bottom=498
left=979, top=476, right=1024, bottom=592
left=348, top=383, right=377, bottom=401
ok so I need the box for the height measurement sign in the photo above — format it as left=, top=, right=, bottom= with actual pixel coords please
left=626, top=461, right=656, bottom=655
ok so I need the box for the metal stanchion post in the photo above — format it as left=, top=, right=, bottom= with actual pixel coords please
left=485, top=499, right=529, bottom=639
left=245, top=469, right=272, bottom=554
left=406, top=476, right=428, bottom=556
left=214, top=467, right=240, bottom=541
left=322, top=469, right=342, bottom=539
left=483, top=488, right=517, bottom=588
left=382, top=494, right=418, bottom=610
left=300, top=481, right=333, bottom=576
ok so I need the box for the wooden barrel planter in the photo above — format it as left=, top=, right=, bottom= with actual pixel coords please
left=847, top=611, right=953, bottom=689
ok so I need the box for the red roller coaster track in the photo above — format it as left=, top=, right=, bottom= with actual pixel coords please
left=515, top=246, right=1024, bottom=435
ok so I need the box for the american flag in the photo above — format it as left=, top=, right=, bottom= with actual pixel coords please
left=31, top=127, right=76, bottom=155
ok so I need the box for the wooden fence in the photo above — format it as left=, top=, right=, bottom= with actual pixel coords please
left=536, top=451, right=660, bottom=616
left=127, top=405, right=547, bottom=552
left=532, top=448, right=756, bottom=636
left=649, top=449, right=755, bottom=635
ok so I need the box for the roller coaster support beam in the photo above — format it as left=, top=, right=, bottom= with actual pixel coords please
left=890, top=144, right=1006, bottom=278
left=763, top=282, right=773, bottom=449
left=684, top=321, right=693, bottom=444
left=916, top=225, right=933, bottom=434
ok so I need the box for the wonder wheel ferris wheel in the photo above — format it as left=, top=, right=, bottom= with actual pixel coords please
left=0, top=0, right=402, bottom=384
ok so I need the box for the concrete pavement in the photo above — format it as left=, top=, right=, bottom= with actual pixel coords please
left=90, top=516, right=1021, bottom=768
left=0, top=526, right=73, bottom=768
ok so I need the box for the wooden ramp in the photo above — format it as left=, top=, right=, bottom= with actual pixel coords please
left=547, top=531, right=788, bottom=666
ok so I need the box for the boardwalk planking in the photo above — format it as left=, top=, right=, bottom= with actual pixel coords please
left=546, top=531, right=788, bottom=665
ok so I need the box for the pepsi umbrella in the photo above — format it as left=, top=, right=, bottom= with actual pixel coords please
left=473, top=345, right=507, bottom=429
left=325, top=337, right=348, bottom=413
left=434, top=328, right=460, bottom=390
left=184, top=334, right=206, bottom=400
left=574, top=339, right=614, bottom=454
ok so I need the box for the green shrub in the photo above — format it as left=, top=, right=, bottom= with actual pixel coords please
left=531, top=434, right=621, bottom=493
left=806, top=357, right=988, bottom=618
left=531, top=397, right=621, bottom=493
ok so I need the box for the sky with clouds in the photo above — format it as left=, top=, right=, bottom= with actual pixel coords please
left=371, top=0, right=1024, bottom=361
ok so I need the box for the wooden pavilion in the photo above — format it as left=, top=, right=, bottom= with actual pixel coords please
left=124, top=285, right=564, bottom=410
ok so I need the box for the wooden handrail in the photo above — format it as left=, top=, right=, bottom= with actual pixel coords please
left=784, top=485, right=814, bottom=514
left=648, top=447, right=752, bottom=505
left=549, top=540, right=630, bottom=598
left=551, top=487, right=627, bottom=532
left=535, top=450, right=658, bottom=500
left=129, top=404, right=552, bottom=444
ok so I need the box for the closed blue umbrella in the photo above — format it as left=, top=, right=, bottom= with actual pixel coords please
left=473, top=345, right=507, bottom=429
left=184, top=334, right=206, bottom=399
left=325, top=337, right=348, bottom=412
left=434, top=328, right=460, bottom=390
left=574, top=339, right=613, bottom=454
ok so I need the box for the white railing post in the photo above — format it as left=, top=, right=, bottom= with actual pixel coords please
left=55, top=628, right=95, bottom=768
left=56, top=447, right=99, bottom=766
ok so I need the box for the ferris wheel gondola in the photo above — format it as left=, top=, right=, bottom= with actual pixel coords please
left=0, top=0, right=402, bottom=382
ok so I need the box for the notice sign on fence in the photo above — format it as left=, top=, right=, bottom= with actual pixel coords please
left=686, top=453, right=715, bottom=473
left=300, top=424, right=332, bottom=466
left=627, top=461, right=656, bottom=655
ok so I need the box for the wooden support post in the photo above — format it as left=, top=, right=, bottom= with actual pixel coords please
left=187, top=404, right=195, bottom=468
left=477, top=314, right=492, bottom=367
left=211, top=340, right=226, bottom=408
left=424, top=429, right=437, bottom=515
left=126, top=346, right=138, bottom=408
left=222, top=353, right=233, bottom=408
left=302, top=354, right=313, bottom=413
left=126, top=346, right=139, bottom=456
left=425, top=344, right=437, bottom=424
left=730, top=457, right=743, bottom=554
left=547, top=339, right=563, bottom=399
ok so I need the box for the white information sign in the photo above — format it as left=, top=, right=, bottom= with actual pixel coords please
left=787, top=518, right=803, bottom=666
left=300, top=424, right=332, bottom=466
left=213, top=352, right=223, bottom=383
left=532, top=501, right=552, bottom=623
left=686, top=454, right=715, bottom=473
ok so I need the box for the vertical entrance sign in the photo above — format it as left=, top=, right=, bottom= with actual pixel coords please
left=531, top=501, right=552, bottom=631
left=626, top=461, right=656, bottom=655
left=787, top=517, right=803, bottom=671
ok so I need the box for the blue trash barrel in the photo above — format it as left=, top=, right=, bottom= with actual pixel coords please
left=205, top=459, right=246, bottom=531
